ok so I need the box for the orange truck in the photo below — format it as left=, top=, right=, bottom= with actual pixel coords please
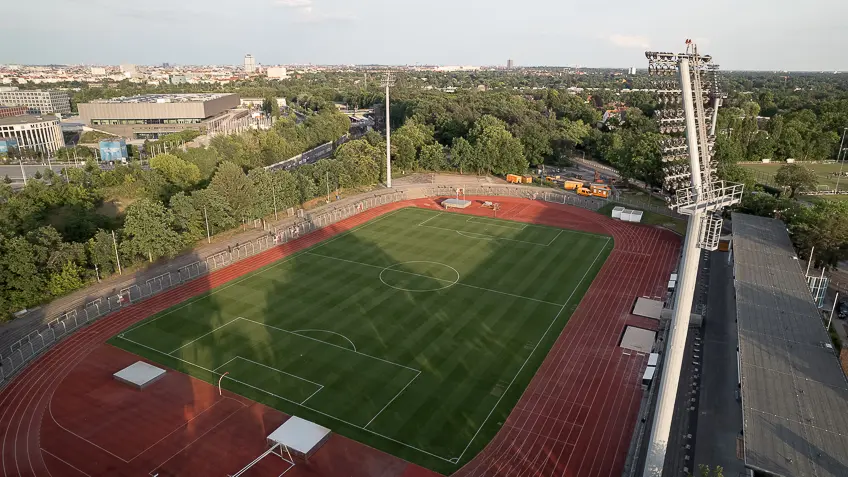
left=563, top=180, right=584, bottom=191
left=522, top=176, right=533, bottom=184
left=506, top=174, right=522, bottom=184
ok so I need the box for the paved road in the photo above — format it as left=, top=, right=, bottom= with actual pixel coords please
left=0, top=164, right=79, bottom=182
left=694, top=251, right=747, bottom=476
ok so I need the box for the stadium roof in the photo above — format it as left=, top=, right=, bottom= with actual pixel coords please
left=92, top=93, right=234, bottom=104
left=732, top=212, right=848, bottom=477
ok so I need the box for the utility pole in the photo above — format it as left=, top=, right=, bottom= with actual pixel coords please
left=381, top=71, right=395, bottom=188
left=326, top=171, right=331, bottom=203
left=112, top=230, right=122, bottom=275
left=835, top=128, right=847, bottom=193
left=272, top=185, right=278, bottom=221
left=204, top=207, right=211, bottom=243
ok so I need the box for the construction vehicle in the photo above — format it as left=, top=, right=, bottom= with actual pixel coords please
left=563, top=180, right=583, bottom=191
left=506, top=174, right=522, bottom=184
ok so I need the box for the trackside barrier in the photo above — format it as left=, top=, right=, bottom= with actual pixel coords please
left=0, top=184, right=602, bottom=387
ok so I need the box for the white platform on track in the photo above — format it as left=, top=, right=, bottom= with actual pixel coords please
left=620, top=326, right=656, bottom=354
left=113, top=361, right=166, bottom=389
left=268, top=416, right=331, bottom=458
left=632, top=297, right=663, bottom=320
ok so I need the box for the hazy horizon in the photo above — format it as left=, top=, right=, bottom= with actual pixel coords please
left=2, top=0, right=845, bottom=71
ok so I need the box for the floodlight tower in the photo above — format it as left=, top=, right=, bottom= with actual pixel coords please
left=381, top=71, right=396, bottom=188
left=642, top=41, right=743, bottom=477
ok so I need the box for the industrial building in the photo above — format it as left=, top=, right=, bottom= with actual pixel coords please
left=266, top=66, right=287, bottom=79
left=77, top=93, right=241, bottom=139
left=0, top=114, right=65, bottom=155
left=0, top=87, right=71, bottom=115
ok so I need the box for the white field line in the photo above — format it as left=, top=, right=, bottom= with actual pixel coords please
left=115, top=334, right=451, bottom=463
left=466, top=216, right=528, bottom=231
left=146, top=398, right=246, bottom=476
left=291, top=329, right=357, bottom=352
left=365, top=371, right=421, bottom=429
left=300, top=387, right=324, bottom=405
left=236, top=316, right=421, bottom=373
left=122, top=210, right=405, bottom=336
left=230, top=355, right=324, bottom=388
left=168, top=316, right=242, bottom=355
left=40, top=448, right=92, bottom=477
left=420, top=223, right=549, bottom=246
left=417, top=212, right=443, bottom=227
left=453, top=237, right=611, bottom=463
left=547, top=229, right=564, bottom=246
left=305, top=251, right=565, bottom=307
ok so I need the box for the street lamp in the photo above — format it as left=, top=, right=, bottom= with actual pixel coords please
left=642, top=41, right=743, bottom=477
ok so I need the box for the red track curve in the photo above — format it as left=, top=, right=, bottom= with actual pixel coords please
left=0, top=197, right=679, bottom=477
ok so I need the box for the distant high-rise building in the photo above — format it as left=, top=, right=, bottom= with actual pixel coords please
left=629, top=66, right=637, bottom=75
left=244, top=54, right=257, bottom=74
left=507, top=59, right=514, bottom=69
left=266, top=67, right=288, bottom=80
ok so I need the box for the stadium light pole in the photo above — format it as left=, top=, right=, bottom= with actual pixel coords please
left=642, top=42, right=743, bottom=477
left=381, top=71, right=395, bottom=188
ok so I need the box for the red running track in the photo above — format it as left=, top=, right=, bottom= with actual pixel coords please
left=0, top=197, right=679, bottom=477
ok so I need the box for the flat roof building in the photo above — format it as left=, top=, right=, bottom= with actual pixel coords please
left=0, top=105, right=30, bottom=118
left=77, top=93, right=240, bottom=140
left=0, top=87, right=71, bottom=115
left=732, top=213, right=848, bottom=477
left=0, top=114, right=65, bottom=155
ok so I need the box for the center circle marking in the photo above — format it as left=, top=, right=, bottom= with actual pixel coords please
left=379, top=261, right=460, bottom=292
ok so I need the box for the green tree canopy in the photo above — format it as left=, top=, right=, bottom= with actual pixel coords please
left=775, top=164, right=818, bottom=197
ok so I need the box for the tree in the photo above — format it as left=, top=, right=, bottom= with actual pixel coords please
left=775, top=164, right=818, bottom=197
left=87, top=229, right=119, bottom=275
left=469, top=115, right=527, bottom=175
left=261, top=97, right=280, bottom=117
left=209, top=161, right=256, bottom=221
left=450, top=137, right=475, bottom=174
left=150, top=153, right=202, bottom=189
left=418, top=143, right=447, bottom=171
left=334, top=139, right=382, bottom=187
left=3, top=175, right=11, bottom=184
left=789, top=200, right=848, bottom=267
left=48, top=262, right=86, bottom=296
left=121, top=199, right=183, bottom=262
left=169, top=192, right=204, bottom=243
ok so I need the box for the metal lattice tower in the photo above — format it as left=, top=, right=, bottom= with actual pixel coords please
left=381, top=71, right=396, bottom=188
left=642, top=41, right=743, bottom=477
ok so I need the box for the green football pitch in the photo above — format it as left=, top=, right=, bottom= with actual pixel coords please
left=110, top=207, right=612, bottom=473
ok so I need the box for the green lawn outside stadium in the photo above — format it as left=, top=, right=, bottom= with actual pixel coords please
left=110, top=207, right=612, bottom=473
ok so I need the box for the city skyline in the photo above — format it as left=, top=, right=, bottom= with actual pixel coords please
left=1, top=0, right=846, bottom=71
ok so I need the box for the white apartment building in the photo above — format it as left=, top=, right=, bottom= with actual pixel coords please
left=0, top=114, right=66, bottom=155
left=244, top=54, right=257, bottom=74
left=0, top=87, right=71, bottom=115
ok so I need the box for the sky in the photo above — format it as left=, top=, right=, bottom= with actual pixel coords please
left=2, top=0, right=846, bottom=71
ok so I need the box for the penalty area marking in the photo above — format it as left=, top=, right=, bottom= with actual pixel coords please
left=291, top=329, right=357, bottom=352
left=379, top=261, right=460, bottom=292
left=466, top=216, right=527, bottom=231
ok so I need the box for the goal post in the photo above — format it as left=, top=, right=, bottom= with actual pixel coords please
left=229, top=442, right=295, bottom=477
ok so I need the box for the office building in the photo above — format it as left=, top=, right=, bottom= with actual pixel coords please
left=0, top=114, right=65, bottom=155
left=266, top=67, right=288, bottom=79
left=0, top=105, right=29, bottom=118
left=0, top=87, right=71, bottom=115
left=78, top=93, right=241, bottom=139
left=244, top=54, right=257, bottom=74
left=507, top=59, right=514, bottom=69
left=629, top=66, right=637, bottom=75
left=90, top=67, right=107, bottom=75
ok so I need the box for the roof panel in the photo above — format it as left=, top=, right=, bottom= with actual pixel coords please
left=732, top=212, right=848, bottom=477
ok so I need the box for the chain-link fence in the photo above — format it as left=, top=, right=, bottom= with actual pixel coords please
left=0, top=184, right=613, bottom=387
